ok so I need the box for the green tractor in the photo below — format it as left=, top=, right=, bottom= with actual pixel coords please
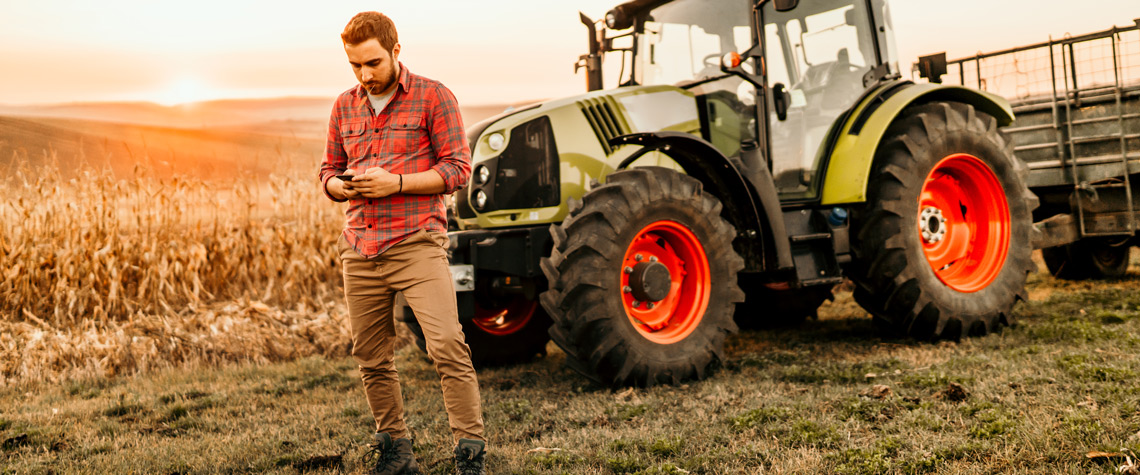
left=400, top=0, right=1038, bottom=386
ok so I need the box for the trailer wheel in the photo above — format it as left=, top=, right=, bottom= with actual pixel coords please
left=1042, top=238, right=1131, bottom=279
left=540, top=167, right=745, bottom=386
left=849, top=102, right=1038, bottom=340
left=399, top=297, right=551, bottom=366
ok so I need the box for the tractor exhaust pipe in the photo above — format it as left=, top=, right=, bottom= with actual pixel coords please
left=576, top=12, right=603, bottom=92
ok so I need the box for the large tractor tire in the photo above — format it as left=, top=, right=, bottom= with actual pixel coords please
left=399, top=296, right=551, bottom=366
left=848, top=102, right=1038, bottom=340
left=540, top=167, right=745, bottom=387
left=1041, top=238, right=1132, bottom=279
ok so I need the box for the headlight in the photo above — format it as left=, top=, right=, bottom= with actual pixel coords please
left=475, top=165, right=490, bottom=185
left=487, top=132, right=505, bottom=151
left=474, top=190, right=488, bottom=210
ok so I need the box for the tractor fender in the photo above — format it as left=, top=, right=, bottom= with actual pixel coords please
left=611, top=132, right=794, bottom=272
left=820, top=82, right=1015, bottom=205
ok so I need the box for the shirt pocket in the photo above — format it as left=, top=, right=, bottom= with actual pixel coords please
left=339, top=120, right=370, bottom=160
left=386, top=114, right=425, bottom=158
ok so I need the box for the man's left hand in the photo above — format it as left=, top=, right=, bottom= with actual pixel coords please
left=351, top=167, right=401, bottom=198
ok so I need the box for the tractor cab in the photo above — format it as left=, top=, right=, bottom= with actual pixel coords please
left=586, top=0, right=900, bottom=200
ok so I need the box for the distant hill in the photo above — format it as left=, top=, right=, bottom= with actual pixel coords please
left=0, top=98, right=535, bottom=181
left=0, top=97, right=526, bottom=132
left=0, top=116, right=323, bottom=181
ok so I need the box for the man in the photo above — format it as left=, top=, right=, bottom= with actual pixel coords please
left=318, top=11, right=485, bottom=475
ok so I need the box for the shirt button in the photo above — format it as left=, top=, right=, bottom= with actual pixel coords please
left=374, top=128, right=379, bottom=133
left=367, top=224, right=372, bottom=229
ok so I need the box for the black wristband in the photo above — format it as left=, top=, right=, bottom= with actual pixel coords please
left=398, top=174, right=403, bottom=193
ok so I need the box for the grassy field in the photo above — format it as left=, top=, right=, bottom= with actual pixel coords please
left=3, top=259, right=1140, bottom=474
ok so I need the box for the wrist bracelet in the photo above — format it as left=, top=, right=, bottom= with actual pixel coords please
left=398, top=174, right=403, bottom=193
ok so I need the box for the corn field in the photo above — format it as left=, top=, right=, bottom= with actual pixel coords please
left=0, top=151, right=361, bottom=384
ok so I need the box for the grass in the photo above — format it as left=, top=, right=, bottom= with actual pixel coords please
left=3, top=260, right=1140, bottom=474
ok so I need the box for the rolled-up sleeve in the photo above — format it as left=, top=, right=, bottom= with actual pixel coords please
left=318, top=102, right=347, bottom=202
left=427, top=84, right=471, bottom=194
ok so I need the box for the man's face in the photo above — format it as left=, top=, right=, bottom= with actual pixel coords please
left=345, top=38, right=401, bottom=95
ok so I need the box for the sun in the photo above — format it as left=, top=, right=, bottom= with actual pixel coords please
left=154, top=77, right=213, bottom=106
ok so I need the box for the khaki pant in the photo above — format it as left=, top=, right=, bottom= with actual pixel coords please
left=339, top=230, right=485, bottom=443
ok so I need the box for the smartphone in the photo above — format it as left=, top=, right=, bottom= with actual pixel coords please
left=335, top=174, right=357, bottom=183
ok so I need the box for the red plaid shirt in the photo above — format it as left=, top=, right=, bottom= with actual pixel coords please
left=319, top=64, right=471, bottom=257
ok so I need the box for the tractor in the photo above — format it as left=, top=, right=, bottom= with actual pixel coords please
left=399, top=0, right=1039, bottom=386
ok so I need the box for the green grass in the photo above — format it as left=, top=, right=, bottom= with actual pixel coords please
left=3, top=266, right=1140, bottom=473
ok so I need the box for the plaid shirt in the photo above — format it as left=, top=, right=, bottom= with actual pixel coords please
left=319, top=64, right=471, bottom=257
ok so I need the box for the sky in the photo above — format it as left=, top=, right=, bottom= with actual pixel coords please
left=0, top=0, right=1136, bottom=107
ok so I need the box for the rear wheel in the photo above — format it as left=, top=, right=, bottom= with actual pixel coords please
left=540, top=167, right=744, bottom=386
left=849, top=102, right=1038, bottom=340
left=1042, top=238, right=1132, bottom=279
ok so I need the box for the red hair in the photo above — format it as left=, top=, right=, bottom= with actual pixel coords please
left=341, top=12, right=398, bottom=51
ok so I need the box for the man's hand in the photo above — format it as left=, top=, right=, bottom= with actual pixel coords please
left=349, top=166, right=401, bottom=198
left=327, top=168, right=361, bottom=201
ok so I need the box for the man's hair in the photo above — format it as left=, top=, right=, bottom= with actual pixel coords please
left=341, top=12, right=398, bottom=51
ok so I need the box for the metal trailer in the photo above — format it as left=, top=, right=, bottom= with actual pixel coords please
left=917, top=19, right=1140, bottom=278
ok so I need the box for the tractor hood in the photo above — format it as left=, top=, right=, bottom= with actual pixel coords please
left=455, top=85, right=702, bottom=230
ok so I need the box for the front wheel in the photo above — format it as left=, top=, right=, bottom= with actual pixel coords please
left=540, top=167, right=744, bottom=386
left=848, top=102, right=1038, bottom=340
left=400, top=295, right=551, bottom=366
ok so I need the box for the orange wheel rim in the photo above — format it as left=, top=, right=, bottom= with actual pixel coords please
left=918, top=153, right=1010, bottom=293
left=620, top=220, right=711, bottom=344
left=472, top=298, right=536, bottom=336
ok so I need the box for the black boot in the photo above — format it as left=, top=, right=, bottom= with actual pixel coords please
left=454, top=438, right=486, bottom=475
left=363, top=432, right=420, bottom=475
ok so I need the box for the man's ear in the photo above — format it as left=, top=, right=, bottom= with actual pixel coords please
left=391, top=43, right=401, bottom=63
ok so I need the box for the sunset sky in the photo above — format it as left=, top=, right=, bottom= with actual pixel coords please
left=0, top=1, right=1135, bottom=107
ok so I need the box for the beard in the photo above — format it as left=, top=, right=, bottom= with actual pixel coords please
left=363, top=65, right=397, bottom=95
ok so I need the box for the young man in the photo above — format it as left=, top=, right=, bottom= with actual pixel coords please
left=318, top=11, right=485, bottom=475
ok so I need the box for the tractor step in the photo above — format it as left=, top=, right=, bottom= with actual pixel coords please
left=800, top=276, right=844, bottom=286
left=789, top=232, right=832, bottom=242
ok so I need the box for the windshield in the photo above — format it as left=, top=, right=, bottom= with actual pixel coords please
left=634, top=0, right=754, bottom=86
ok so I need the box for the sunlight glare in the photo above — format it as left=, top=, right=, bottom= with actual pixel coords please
left=155, top=77, right=212, bottom=106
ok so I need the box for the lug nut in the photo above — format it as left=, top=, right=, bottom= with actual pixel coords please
left=635, top=254, right=643, bottom=261
left=649, top=256, right=658, bottom=262
left=632, top=300, right=640, bottom=308
left=647, top=302, right=655, bottom=309
left=623, top=286, right=632, bottom=293
left=624, top=266, right=633, bottom=274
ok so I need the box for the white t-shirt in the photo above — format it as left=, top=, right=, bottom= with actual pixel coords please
left=367, top=88, right=396, bottom=116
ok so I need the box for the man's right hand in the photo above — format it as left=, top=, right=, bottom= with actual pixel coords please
left=328, top=169, right=361, bottom=201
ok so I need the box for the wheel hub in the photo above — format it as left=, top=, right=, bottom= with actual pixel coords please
left=919, top=206, right=947, bottom=243
left=620, top=220, right=711, bottom=344
left=629, top=260, right=672, bottom=303
left=917, top=153, right=1011, bottom=293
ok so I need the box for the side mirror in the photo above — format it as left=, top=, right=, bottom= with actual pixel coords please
left=917, top=53, right=947, bottom=84
left=772, top=83, right=790, bottom=121
left=719, top=45, right=764, bottom=89
left=773, top=0, right=799, bottom=12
